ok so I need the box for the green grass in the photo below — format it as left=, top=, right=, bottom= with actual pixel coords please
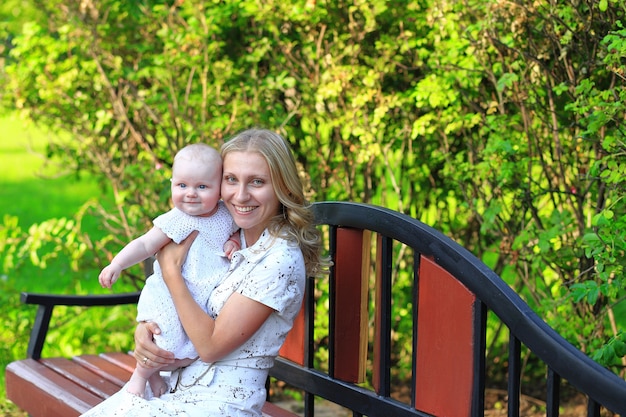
left=1, top=117, right=100, bottom=224
left=0, top=113, right=137, bottom=415
left=0, top=114, right=108, bottom=291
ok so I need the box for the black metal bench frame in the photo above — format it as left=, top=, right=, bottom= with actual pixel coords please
left=6, top=201, right=626, bottom=416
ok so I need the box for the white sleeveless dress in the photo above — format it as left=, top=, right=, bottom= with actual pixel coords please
left=136, top=202, right=236, bottom=358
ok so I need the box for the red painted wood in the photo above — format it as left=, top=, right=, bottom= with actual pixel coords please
left=5, top=358, right=100, bottom=417
left=372, top=233, right=384, bottom=394
left=99, top=351, right=137, bottom=372
left=278, top=299, right=305, bottom=366
left=72, top=354, right=133, bottom=387
left=261, top=401, right=300, bottom=417
left=414, top=255, right=476, bottom=417
left=333, top=227, right=370, bottom=383
left=41, top=357, right=121, bottom=398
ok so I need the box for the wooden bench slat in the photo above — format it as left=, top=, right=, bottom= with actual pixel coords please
left=372, top=233, right=393, bottom=396
left=413, top=255, right=477, bottom=416
left=70, top=354, right=133, bottom=387
left=261, top=401, right=300, bottom=417
left=332, top=227, right=370, bottom=383
left=40, top=357, right=121, bottom=398
left=99, top=351, right=137, bottom=372
left=6, top=358, right=100, bottom=417
left=278, top=298, right=306, bottom=366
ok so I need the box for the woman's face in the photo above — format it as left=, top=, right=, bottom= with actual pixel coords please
left=221, top=151, right=281, bottom=246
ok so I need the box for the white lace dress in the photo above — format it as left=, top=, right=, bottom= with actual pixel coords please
left=136, top=202, right=237, bottom=359
left=81, top=230, right=306, bottom=417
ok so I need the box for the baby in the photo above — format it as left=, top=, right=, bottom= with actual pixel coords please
left=99, top=143, right=239, bottom=397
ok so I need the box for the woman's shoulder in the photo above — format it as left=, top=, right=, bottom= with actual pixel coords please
left=255, top=230, right=300, bottom=250
left=251, top=232, right=305, bottom=270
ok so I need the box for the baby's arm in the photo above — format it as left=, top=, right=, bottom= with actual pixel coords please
left=99, top=226, right=171, bottom=288
left=223, top=230, right=241, bottom=260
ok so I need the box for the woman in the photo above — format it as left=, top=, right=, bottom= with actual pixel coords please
left=81, top=128, right=327, bottom=416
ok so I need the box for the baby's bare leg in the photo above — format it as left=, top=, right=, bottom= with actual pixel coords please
left=128, top=358, right=170, bottom=398
left=126, top=364, right=152, bottom=397
left=147, top=372, right=168, bottom=397
left=127, top=357, right=197, bottom=397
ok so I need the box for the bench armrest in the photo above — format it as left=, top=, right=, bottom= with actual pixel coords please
left=21, top=291, right=141, bottom=360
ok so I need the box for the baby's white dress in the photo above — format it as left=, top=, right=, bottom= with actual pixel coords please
left=136, top=201, right=237, bottom=359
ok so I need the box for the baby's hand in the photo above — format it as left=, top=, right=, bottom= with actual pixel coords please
left=99, top=264, right=122, bottom=288
left=223, top=239, right=240, bottom=260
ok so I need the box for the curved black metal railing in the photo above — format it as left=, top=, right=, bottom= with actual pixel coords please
left=307, top=202, right=626, bottom=416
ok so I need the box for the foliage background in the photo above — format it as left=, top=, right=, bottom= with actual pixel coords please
left=1, top=0, right=625, bottom=410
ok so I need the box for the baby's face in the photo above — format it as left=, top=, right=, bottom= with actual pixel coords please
left=170, top=159, right=222, bottom=217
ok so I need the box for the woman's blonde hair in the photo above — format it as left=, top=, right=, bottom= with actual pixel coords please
left=220, top=128, right=327, bottom=276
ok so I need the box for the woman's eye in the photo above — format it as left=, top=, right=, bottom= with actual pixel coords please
left=252, top=179, right=264, bottom=186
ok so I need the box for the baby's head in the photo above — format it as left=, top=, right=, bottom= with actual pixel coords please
left=171, top=144, right=222, bottom=217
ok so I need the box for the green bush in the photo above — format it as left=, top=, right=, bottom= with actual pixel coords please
left=2, top=0, right=625, bottom=398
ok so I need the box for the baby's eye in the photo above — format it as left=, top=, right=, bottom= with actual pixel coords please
left=198, top=184, right=207, bottom=190
left=178, top=183, right=187, bottom=189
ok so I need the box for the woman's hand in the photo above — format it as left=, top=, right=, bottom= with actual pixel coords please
left=133, top=321, right=175, bottom=369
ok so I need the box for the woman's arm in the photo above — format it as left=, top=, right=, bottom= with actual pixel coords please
left=157, top=232, right=274, bottom=363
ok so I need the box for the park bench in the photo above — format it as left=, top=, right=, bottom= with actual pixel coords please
left=5, top=201, right=626, bottom=416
